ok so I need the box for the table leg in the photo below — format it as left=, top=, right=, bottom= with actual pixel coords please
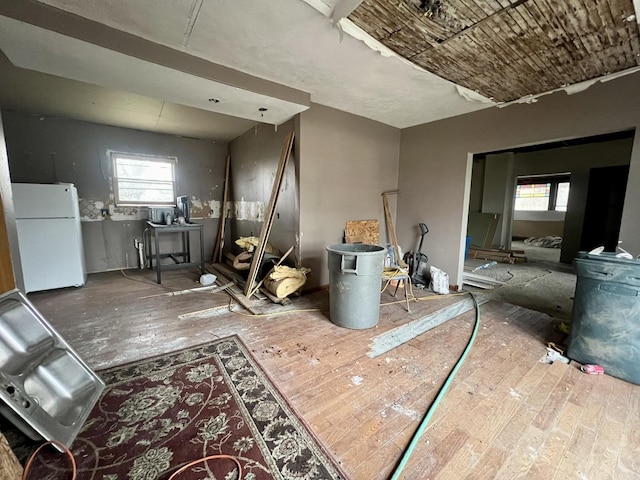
left=144, top=229, right=152, bottom=269
left=155, top=230, right=161, bottom=284
left=185, top=231, right=191, bottom=263
left=199, top=227, right=205, bottom=274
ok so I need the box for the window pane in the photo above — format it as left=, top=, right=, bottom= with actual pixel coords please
left=515, top=183, right=550, bottom=211
left=555, top=182, right=570, bottom=211
left=115, top=158, right=173, bottom=181
left=113, top=155, right=176, bottom=205
left=118, top=183, right=175, bottom=203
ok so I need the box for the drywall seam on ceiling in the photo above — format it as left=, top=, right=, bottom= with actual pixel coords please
left=302, top=0, right=494, bottom=105
left=0, top=0, right=310, bottom=108
left=19, top=0, right=496, bottom=128
left=182, top=0, right=203, bottom=47
left=498, top=66, right=640, bottom=107
left=0, top=16, right=308, bottom=125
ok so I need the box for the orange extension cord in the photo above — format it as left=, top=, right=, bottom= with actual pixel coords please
left=22, top=442, right=241, bottom=480
left=168, top=454, right=242, bottom=479
left=22, top=440, right=77, bottom=480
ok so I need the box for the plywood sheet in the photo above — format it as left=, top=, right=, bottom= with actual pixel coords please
left=345, top=219, right=380, bottom=245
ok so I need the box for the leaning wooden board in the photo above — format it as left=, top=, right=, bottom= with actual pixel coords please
left=243, top=132, right=295, bottom=297
left=212, top=155, right=231, bottom=264
left=382, top=192, right=408, bottom=268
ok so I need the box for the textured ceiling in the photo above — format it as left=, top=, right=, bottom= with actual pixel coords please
left=1, top=0, right=637, bottom=140
left=348, top=0, right=640, bottom=102
left=0, top=53, right=257, bottom=142
left=14, top=0, right=493, bottom=129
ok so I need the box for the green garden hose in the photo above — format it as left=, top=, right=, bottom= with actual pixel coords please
left=390, top=293, right=481, bottom=480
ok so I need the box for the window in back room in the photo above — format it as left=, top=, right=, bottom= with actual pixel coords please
left=514, top=175, right=570, bottom=212
left=111, top=152, right=177, bottom=206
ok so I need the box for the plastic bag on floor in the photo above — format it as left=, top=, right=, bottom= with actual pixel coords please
left=430, top=266, right=449, bottom=295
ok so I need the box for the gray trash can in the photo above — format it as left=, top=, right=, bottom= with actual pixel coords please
left=326, top=244, right=385, bottom=329
left=568, top=252, right=640, bottom=385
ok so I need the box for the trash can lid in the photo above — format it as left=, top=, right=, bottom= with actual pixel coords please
left=327, top=244, right=385, bottom=254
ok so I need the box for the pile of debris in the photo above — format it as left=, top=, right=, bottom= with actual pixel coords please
left=212, top=236, right=310, bottom=308
left=467, top=247, right=527, bottom=264
left=524, top=236, right=562, bottom=248
left=209, top=131, right=310, bottom=314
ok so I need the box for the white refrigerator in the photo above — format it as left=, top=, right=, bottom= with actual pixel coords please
left=12, top=183, right=87, bottom=293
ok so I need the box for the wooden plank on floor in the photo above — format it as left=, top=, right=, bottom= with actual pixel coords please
left=209, top=269, right=264, bottom=315
left=368, top=295, right=488, bottom=358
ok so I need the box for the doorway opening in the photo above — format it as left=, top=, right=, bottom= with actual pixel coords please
left=464, top=129, right=635, bottom=320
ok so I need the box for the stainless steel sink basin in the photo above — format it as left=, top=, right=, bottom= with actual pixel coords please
left=0, top=290, right=104, bottom=448
left=0, top=298, right=55, bottom=375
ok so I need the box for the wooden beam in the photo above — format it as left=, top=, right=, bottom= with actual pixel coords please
left=209, top=267, right=263, bottom=315
left=382, top=192, right=408, bottom=268
left=244, top=132, right=295, bottom=297
left=368, top=295, right=489, bottom=358
left=213, top=155, right=231, bottom=264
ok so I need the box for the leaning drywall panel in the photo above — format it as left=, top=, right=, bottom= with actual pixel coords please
left=619, top=130, right=640, bottom=251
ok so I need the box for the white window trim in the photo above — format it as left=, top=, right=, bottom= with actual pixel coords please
left=110, top=151, right=178, bottom=207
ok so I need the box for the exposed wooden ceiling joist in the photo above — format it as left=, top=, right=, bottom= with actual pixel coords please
left=349, top=0, right=640, bottom=102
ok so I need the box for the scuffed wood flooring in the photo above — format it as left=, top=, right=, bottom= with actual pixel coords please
left=27, top=268, right=640, bottom=479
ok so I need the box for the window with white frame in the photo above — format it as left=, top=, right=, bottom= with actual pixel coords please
left=111, top=152, right=177, bottom=206
left=514, top=175, right=570, bottom=212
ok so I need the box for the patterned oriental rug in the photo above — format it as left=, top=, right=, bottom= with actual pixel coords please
left=19, top=336, right=346, bottom=480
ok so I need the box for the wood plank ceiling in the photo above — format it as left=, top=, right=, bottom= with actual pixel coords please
left=348, top=0, right=640, bottom=102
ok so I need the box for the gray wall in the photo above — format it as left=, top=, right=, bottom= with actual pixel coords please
left=468, top=156, right=485, bottom=213
left=481, top=152, right=514, bottom=248
left=298, top=103, right=400, bottom=288
left=2, top=109, right=228, bottom=273
left=515, top=137, right=633, bottom=262
left=472, top=136, right=633, bottom=260
left=227, top=120, right=298, bottom=261
left=399, top=72, right=640, bottom=288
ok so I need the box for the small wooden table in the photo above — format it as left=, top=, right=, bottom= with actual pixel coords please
left=144, top=222, right=205, bottom=284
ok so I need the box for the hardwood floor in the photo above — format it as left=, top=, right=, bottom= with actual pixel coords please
left=27, top=268, right=640, bottom=479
